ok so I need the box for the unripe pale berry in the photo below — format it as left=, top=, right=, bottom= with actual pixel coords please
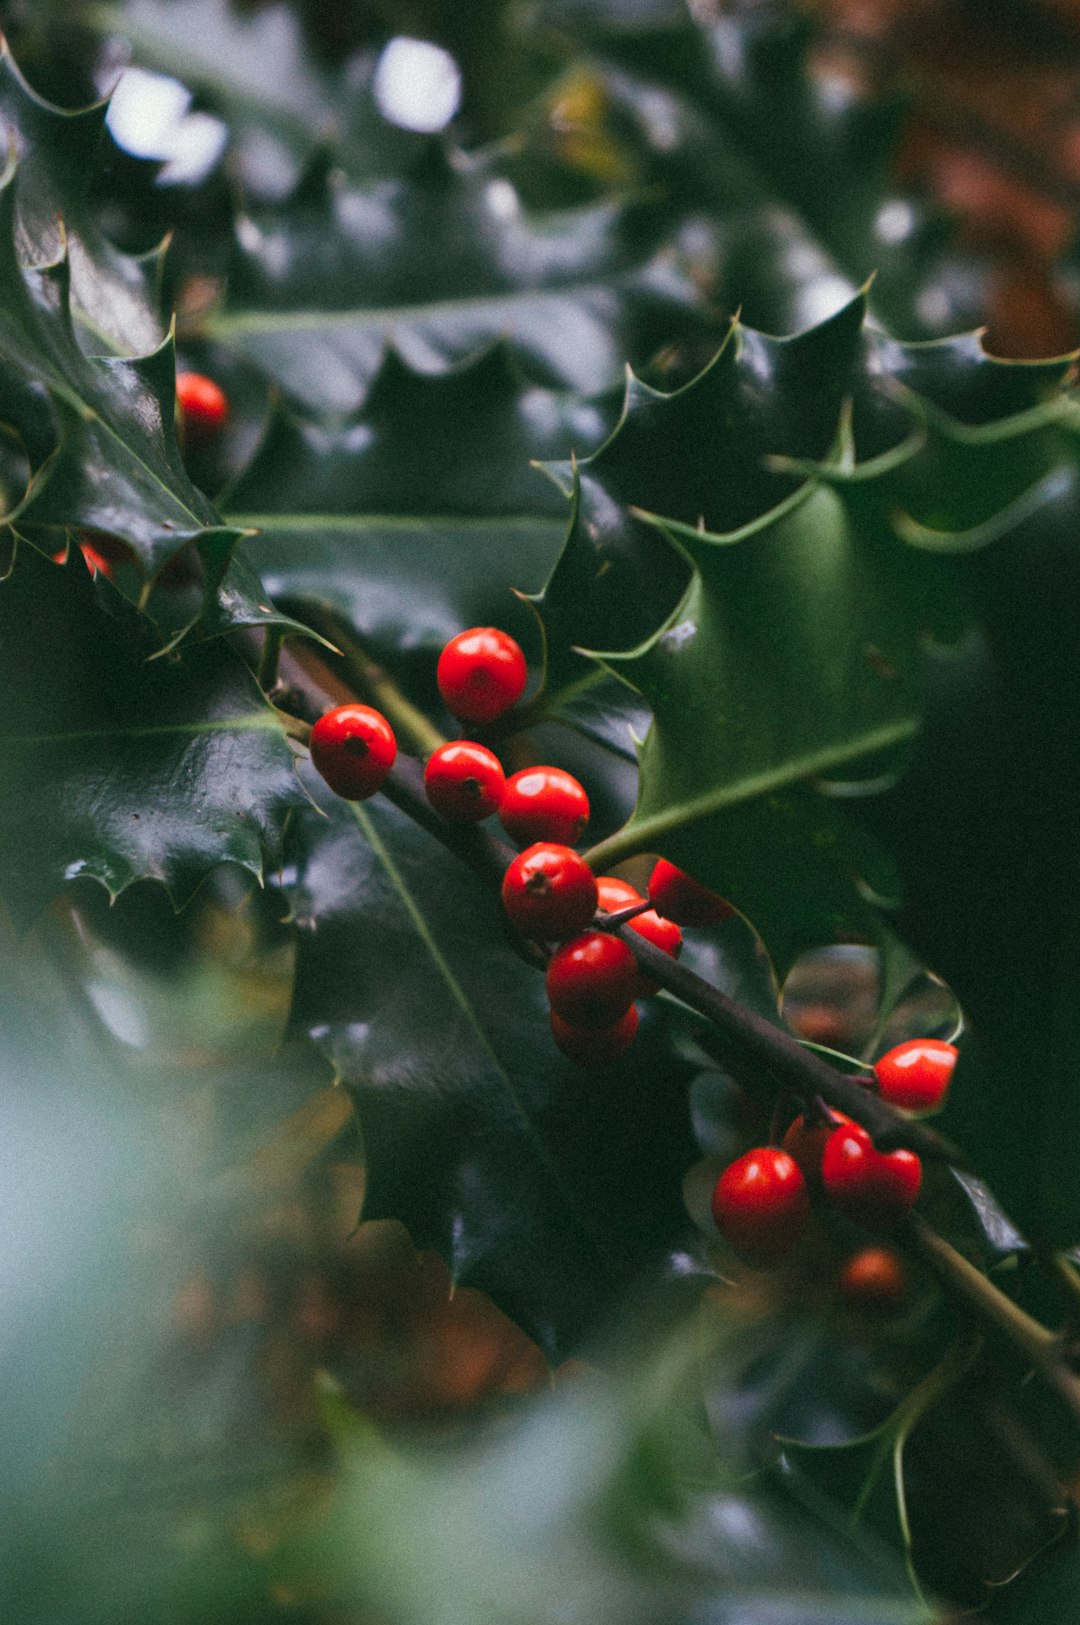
left=424, top=740, right=505, bottom=822
left=499, top=766, right=589, bottom=846
left=873, top=1039, right=958, bottom=1113
left=437, top=627, right=527, bottom=724
left=309, top=704, right=397, bottom=800
left=546, top=931, right=637, bottom=1028
left=501, top=843, right=598, bottom=941
left=711, top=1147, right=810, bottom=1264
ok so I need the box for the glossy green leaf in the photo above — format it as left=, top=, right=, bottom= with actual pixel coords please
left=570, top=6, right=999, bottom=341
left=862, top=457, right=1080, bottom=1246
left=586, top=476, right=928, bottom=970
left=0, top=36, right=165, bottom=357
left=533, top=292, right=896, bottom=660
left=207, top=145, right=709, bottom=412
left=85, top=0, right=417, bottom=197
left=0, top=157, right=249, bottom=580
left=0, top=549, right=303, bottom=927
left=282, top=778, right=714, bottom=1361
left=224, top=345, right=608, bottom=680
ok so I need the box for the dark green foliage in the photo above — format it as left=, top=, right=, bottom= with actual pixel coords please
left=4, top=2, right=1080, bottom=1621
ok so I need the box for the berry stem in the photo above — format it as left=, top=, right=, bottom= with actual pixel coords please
left=273, top=705, right=312, bottom=745
left=380, top=753, right=517, bottom=893
left=906, top=1214, right=1080, bottom=1430
left=596, top=901, right=653, bottom=929
left=482, top=667, right=607, bottom=741
left=613, top=923, right=964, bottom=1168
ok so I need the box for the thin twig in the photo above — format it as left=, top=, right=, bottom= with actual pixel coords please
left=907, top=1215, right=1080, bottom=1433
left=612, top=925, right=965, bottom=1167
left=292, top=605, right=448, bottom=758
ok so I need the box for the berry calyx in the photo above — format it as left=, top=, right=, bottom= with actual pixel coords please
left=501, top=843, right=598, bottom=941
left=499, top=766, right=589, bottom=846
left=176, top=371, right=229, bottom=445
left=781, top=1108, right=854, bottom=1193
left=546, top=931, right=637, bottom=1028
left=424, top=740, right=505, bottom=822
left=550, top=1004, right=639, bottom=1067
left=838, top=1245, right=910, bottom=1314
left=873, top=1038, right=959, bottom=1113
left=437, top=627, right=527, bottom=724
left=647, top=858, right=735, bottom=928
left=596, top=876, right=682, bottom=997
left=820, top=1123, right=922, bottom=1231
left=309, top=704, right=397, bottom=800
left=711, top=1147, right=810, bottom=1265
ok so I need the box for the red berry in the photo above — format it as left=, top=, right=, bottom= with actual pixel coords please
left=838, top=1245, right=909, bottom=1314
left=820, top=1123, right=922, bottom=1231
left=501, top=843, right=598, bottom=941
left=647, top=858, right=735, bottom=928
left=781, top=1109, right=854, bottom=1193
left=596, top=876, right=641, bottom=912
left=873, top=1039, right=958, bottom=1113
left=711, top=1147, right=810, bottom=1264
left=51, top=530, right=130, bottom=579
left=437, top=627, right=527, bottom=724
left=626, top=910, right=682, bottom=996
left=309, top=704, right=397, bottom=800
left=550, top=1004, right=639, bottom=1067
left=176, top=371, right=229, bottom=445
left=424, top=740, right=505, bottom=822
left=546, top=931, right=637, bottom=1028
left=595, top=875, right=682, bottom=996
left=499, top=766, right=589, bottom=846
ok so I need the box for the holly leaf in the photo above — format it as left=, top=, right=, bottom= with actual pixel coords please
left=281, top=778, right=716, bottom=1361
left=224, top=344, right=609, bottom=665
left=857, top=431, right=1080, bottom=1247
left=781, top=1336, right=1068, bottom=1610
left=0, top=35, right=165, bottom=357
left=534, top=300, right=1077, bottom=972
left=558, top=5, right=998, bottom=341
left=585, top=474, right=930, bottom=972
left=0, top=156, right=257, bottom=589
left=84, top=0, right=416, bottom=197
left=533, top=291, right=898, bottom=661
left=0, top=548, right=303, bottom=928
left=206, top=144, right=709, bottom=413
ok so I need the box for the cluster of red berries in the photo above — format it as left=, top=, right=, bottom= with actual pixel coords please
left=307, top=625, right=737, bottom=1068
left=710, top=1038, right=958, bottom=1266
